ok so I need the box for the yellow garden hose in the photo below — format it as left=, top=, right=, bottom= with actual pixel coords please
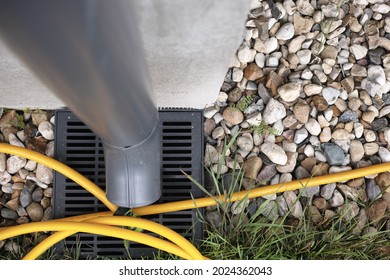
left=1, top=143, right=390, bottom=260
left=0, top=221, right=195, bottom=259
left=21, top=216, right=205, bottom=260
left=0, top=144, right=117, bottom=212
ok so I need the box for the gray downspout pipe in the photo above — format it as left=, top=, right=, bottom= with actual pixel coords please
left=0, top=0, right=161, bottom=208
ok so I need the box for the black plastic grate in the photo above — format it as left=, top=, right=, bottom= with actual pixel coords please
left=53, top=109, right=204, bottom=259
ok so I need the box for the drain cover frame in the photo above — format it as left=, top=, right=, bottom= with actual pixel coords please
left=53, top=109, right=204, bottom=259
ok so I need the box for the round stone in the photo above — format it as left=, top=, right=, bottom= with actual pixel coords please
left=260, top=142, right=288, bottom=165
left=26, top=202, right=44, bottom=222
left=275, top=22, right=295, bottom=40
left=305, top=118, right=321, bottom=136
left=243, top=157, right=263, bottom=180
left=312, top=96, right=328, bottom=111
left=222, top=107, right=244, bottom=125
left=36, top=163, right=53, bottom=185
left=237, top=135, right=254, bottom=152
left=350, top=140, right=364, bottom=162
left=277, top=82, right=302, bottom=102
left=322, top=143, right=345, bottom=166
left=322, top=87, right=340, bottom=105
left=293, top=100, right=310, bottom=124
left=6, top=156, right=27, bottom=174
left=211, top=127, right=225, bottom=140
left=1, top=208, right=18, bottom=220
left=38, top=121, right=54, bottom=140
left=262, top=99, right=286, bottom=124
left=20, top=188, right=32, bottom=208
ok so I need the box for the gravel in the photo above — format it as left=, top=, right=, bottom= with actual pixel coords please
left=1, top=109, right=54, bottom=228
left=201, top=0, right=390, bottom=235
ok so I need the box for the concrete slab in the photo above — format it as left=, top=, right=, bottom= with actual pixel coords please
left=0, top=0, right=249, bottom=110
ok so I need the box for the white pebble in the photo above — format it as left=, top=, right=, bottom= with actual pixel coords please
left=322, top=87, right=340, bottom=105
left=283, top=141, right=297, bottom=153
left=232, top=68, right=244, bottom=82
left=38, top=121, right=55, bottom=140
left=217, top=92, right=228, bottom=103
left=8, top=133, right=25, bottom=148
left=0, top=153, right=6, bottom=172
left=264, top=37, right=279, bottom=54
left=26, top=174, right=48, bottom=189
left=305, top=118, right=321, bottom=136
left=260, top=142, right=288, bottom=165
left=263, top=99, right=286, bottom=125
left=297, top=50, right=312, bottom=65
left=255, top=53, right=265, bottom=68
left=379, top=147, right=390, bottom=162
left=304, top=144, right=315, bottom=157
left=6, top=156, right=27, bottom=174
left=275, top=22, right=294, bottom=40
left=364, top=130, right=377, bottom=142
left=354, top=123, right=364, bottom=138
left=24, top=160, right=37, bottom=171
left=350, top=44, right=368, bottom=60
left=315, top=151, right=327, bottom=162
left=213, top=113, right=223, bottom=124
left=266, top=56, right=279, bottom=67
left=204, top=106, right=218, bottom=119
left=237, top=44, right=253, bottom=64
left=384, top=128, right=390, bottom=144
left=294, top=128, right=309, bottom=144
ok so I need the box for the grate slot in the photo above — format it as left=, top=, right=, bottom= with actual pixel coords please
left=162, top=121, right=192, bottom=126
left=54, top=109, right=203, bottom=259
left=162, top=150, right=192, bottom=154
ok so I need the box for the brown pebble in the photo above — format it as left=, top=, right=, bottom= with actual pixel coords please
left=244, top=63, right=264, bottom=81
left=275, top=136, right=284, bottom=143
left=311, top=162, right=330, bottom=176
left=227, top=88, right=243, bottom=103
left=43, top=188, right=53, bottom=198
left=357, top=58, right=368, bottom=66
left=222, top=107, right=244, bottom=125
left=301, top=157, right=317, bottom=173
left=382, top=193, right=390, bottom=211
left=40, top=197, right=51, bottom=209
left=242, top=156, right=263, bottom=180
left=5, top=197, right=20, bottom=211
left=203, top=118, right=216, bottom=137
left=26, top=136, right=47, bottom=154
left=375, top=172, right=390, bottom=193
left=308, top=206, right=323, bottom=224
left=344, top=122, right=354, bottom=133
left=347, top=177, right=364, bottom=188
left=313, top=197, right=328, bottom=210
left=341, top=77, right=354, bottom=93
left=11, top=174, right=25, bottom=184
left=323, top=209, right=336, bottom=222
left=26, top=202, right=44, bottom=222
left=16, top=216, right=29, bottom=224
left=282, top=130, right=295, bottom=142
left=266, top=71, right=284, bottom=96
left=312, top=95, right=328, bottom=111
left=330, top=105, right=341, bottom=117
left=334, top=123, right=345, bottom=130
left=242, top=178, right=256, bottom=190
left=367, top=198, right=387, bottom=223
left=10, top=189, right=21, bottom=200
left=378, top=131, right=387, bottom=145
left=42, top=206, right=52, bottom=221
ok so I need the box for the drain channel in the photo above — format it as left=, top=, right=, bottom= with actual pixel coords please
left=53, top=109, right=204, bottom=258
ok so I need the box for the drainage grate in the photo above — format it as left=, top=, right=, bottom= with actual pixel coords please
left=53, top=109, right=204, bottom=259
